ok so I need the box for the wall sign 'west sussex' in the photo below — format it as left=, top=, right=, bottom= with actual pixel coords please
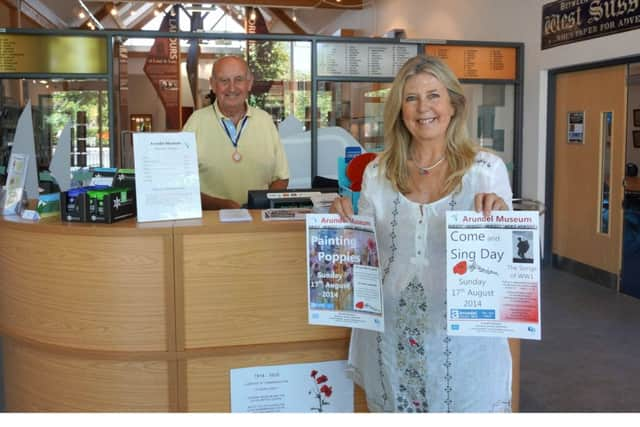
left=542, top=0, right=640, bottom=50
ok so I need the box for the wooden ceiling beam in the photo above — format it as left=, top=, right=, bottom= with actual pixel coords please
left=0, top=0, right=39, bottom=27
left=268, top=8, right=306, bottom=35
left=103, top=0, right=363, bottom=10
left=78, top=4, right=113, bottom=29
left=0, top=0, right=58, bottom=28
left=223, top=6, right=246, bottom=29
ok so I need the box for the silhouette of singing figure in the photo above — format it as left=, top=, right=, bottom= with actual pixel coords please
left=517, top=237, right=530, bottom=259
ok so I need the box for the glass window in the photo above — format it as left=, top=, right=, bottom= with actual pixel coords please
left=317, top=81, right=392, bottom=153
left=463, top=83, right=516, bottom=184
left=600, top=111, right=613, bottom=234
left=0, top=78, right=110, bottom=183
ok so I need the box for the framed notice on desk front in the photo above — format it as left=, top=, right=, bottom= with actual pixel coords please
left=133, top=132, right=202, bottom=222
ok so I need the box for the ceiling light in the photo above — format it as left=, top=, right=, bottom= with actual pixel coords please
left=154, top=9, right=160, bottom=16
left=249, top=8, right=257, bottom=22
left=292, top=9, right=297, bottom=22
left=78, top=11, right=86, bottom=19
left=110, top=5, right=117, bottom=16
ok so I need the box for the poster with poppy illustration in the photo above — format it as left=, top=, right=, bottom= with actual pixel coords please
left=230, top=360, right=353, bottom=412
left=306, top=213, right=384, bottom=332
left=446, top=211, right=541, bottom=340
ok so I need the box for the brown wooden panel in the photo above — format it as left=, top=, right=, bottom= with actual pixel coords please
left=0, top=221, right=171, bottom=351
left=181, top=230, right=349, bottom=349
left=3, top=338, right=171, bottom=411
left=185, top=339, right=366, bottom=412
left=553, top=65, right=626, bottom=274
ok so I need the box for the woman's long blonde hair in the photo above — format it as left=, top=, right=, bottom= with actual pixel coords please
left=378, top=55, right=479, bottom=195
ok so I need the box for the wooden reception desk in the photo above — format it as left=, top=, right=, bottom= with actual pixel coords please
left=0, top=212, right=519, bottom=412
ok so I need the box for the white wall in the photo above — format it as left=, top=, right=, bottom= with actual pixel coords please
left=322, top=0, right=640, bottom=208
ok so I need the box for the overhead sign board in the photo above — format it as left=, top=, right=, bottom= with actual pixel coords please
left=542, top=0, right=640, bottom=50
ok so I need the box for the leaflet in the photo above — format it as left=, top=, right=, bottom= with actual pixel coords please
left=1, top=153, right=28, bottom=216
left=306, top=214, right=383, bottom=332
left=446, top=211, right=541, bottom=340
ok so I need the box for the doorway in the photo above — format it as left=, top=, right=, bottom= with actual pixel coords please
left=551, top=65, right=627, bottom=289
left=621, top=63, right=640, bottom=298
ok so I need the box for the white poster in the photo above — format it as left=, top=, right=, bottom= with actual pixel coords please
left=230, top=360, right=353, bottom=413
left=306, top=214, right=384, bottom=332
left=446, top=211, right=541, bottom=340
left=133, top=132, right=202, bottom=222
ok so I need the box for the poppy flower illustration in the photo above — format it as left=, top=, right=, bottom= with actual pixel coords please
left=355, top=301, right=364, bottom=309
left=309, top=370, right=332, bottom=412
left=320, top=384, right=333, bottom=397
left=453, top=260, right=467, bottom=275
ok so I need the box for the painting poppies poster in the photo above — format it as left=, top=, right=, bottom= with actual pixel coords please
left=306, top=214, right=383, bottom=332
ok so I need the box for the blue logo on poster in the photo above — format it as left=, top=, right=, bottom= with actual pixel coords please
left=528, top=326, right=536, bottom=333
left=312, top=313, right=319, bottom=319
left=451, top=324, right=460, bottom=331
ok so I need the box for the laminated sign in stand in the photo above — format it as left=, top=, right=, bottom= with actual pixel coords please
left=1, top=153, right=28, bottom=216
left=133, top=132, right=202, bottom=222
left=306, top=214, right=383, bottom=332
left=446, top=211, right=541, bottom=340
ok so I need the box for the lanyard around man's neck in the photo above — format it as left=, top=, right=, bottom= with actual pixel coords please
left=220, top=115, right=249, bottom=150
left=214, top=103, right=249, bottom=162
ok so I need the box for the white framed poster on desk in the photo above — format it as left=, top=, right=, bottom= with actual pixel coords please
left=133, top=132, right=202, bottom=222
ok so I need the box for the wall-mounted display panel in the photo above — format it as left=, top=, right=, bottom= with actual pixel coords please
left=0, top=35, right=107, bottom=74
left=425, top=45, right=517, bottom=80
left=317, top=43, right=417, bottom=78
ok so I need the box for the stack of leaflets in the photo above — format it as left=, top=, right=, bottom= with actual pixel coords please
left=310, top=193, right=339, bottom=213
left=219, top=208, right=252, bottom=222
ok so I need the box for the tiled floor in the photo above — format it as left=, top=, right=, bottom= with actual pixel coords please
left=520, top=267, right=640, bottom=412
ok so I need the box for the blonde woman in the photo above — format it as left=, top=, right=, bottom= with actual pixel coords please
left=332, top=55, right=512, bottom=412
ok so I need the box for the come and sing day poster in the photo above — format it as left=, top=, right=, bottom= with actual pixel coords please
left=306, top=214, right=383, bottom=332
left=446, top=210, right=541, bottom=340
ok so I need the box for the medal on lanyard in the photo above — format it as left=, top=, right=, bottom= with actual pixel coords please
left=221, top=116, right=248, bottom=163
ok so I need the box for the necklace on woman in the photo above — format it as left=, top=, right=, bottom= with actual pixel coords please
left=414, top=156, right=446, bottom=175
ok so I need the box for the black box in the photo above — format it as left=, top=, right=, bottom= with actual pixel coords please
left=86, top=187, right=136, bottom=223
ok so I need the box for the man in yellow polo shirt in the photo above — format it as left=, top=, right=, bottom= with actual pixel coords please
left=183, top=56, right=289, bottom=210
